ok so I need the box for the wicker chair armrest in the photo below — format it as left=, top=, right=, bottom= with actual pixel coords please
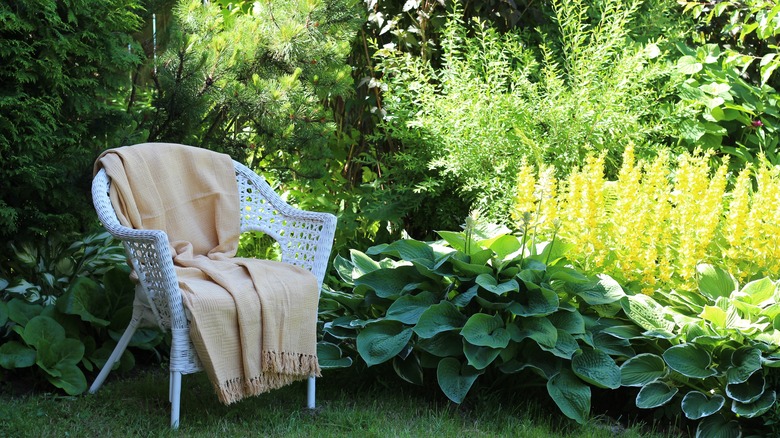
left=92, top=169, right=187, bottom=331
left=234, top=162, right=337, bottom=289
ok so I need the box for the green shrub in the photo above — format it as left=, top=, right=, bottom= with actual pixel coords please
left=0, top=0, right=145, bottom=239
left=0, top=232, right=162, bottom=395
left=321, top=219, right=633, bottom=425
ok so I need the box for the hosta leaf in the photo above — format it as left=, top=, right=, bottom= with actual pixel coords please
left=484, top=234, right=521, bottom=260
left=508, top=287, right=558, bottom=317
left=451, top=284, right=478, bottom=307
left=539, top=330, right=579, bottom=359
left=56, top=276, right=110, bottom=327
left=547, top=310, right=585, bottom=335
left=696, top=414, right=742, bottom=438
left=700, top=305, right=728, bottom=328
left=356, top=320, right=413, bottom=367
left=514, top=317, right=557, bottom=349
left=449, top=257, right=493, bottom=276
left=739, top=277, right=775, bottom=305
left=621, top=294, right=675, bottom=332
left=726, top=372, right=765, bottom=404
left=601, top=324, right=643, bottom=340
left=697, top=264, right=738, bottom=301
left=436, top=231, right=478, bottom=254
left=475, top=274, right=519, bottom=295
left=571, top=349, right=621, bottom=389
left=569, top=275, right=625, bottom=305
left=547, top=370, right=591, bottom=424
left=436, top=357, right=482, bottom=404
left=463, top=340, right=501, bottom=370
left=413, top=301, right=467, bottom=339
left=682, top=391, right=725, bottom=420
left=0, top=341, right=36, bottom=369
left=386, top=292, right=438, bottom=325
left=350, top=249, right=380, bottom=275
left=592, top=332, right=634, bottom=358
left=636, top=381, right=678, bottom=409
left=461, top=313, right=510, bottom=349
left=727, top=347, right=762, bottom=384
left=0, top=300, right=7, bottom=326
left=7, top=298, right=43, bottom=326
left=367, top=239, right=435, bottom=262
left=677, top=55, right=703, bottom=74
left=317, top=341, right=353, bottom=369
left=393, top=354, right=423, bottom=385
left=621, top=353, right=667, bottom=387
left=334, top=255, right=356, bottom=284
left=354, top=266, right=425, bottom=298
left=416, top=331, right=463, bottom=357
left=663, top=344, right=717, bottom=379
left=731, top=389, right=775, bottom=418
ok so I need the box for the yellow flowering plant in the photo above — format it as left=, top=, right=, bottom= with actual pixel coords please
left=513, top=144, right=780, bottom=294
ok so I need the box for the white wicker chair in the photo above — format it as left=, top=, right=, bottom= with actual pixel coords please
left=88, top=159, right=337, bottom=428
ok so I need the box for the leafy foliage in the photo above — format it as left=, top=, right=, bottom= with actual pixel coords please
left=320, top=219, right=634, bottom=424
left=0, top=0, right=144, bottom=239
left=620, top=264, right=780, bottom=436
left=0, top=232, right=162, bottom=395
left=374, top=0, right=681, bottom=221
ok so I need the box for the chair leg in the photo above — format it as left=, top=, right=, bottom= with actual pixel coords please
left=170, top=371, right=182, bottom=429
left=89, top=314, right=142, bottom=394
left=307, top=375, right=316, bottom=409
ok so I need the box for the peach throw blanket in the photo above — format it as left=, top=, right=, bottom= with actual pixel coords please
left=95, top=143, right=320, bottom=404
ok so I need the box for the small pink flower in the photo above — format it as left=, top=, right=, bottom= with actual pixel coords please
left=752, top=119, right=764, bottom=127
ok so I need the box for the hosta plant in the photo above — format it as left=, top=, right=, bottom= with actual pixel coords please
left=321, top=220, right=635, bottom=424
left=0, top=232, right=162, bottom=395
left=620, top=264, right=780, bottom=437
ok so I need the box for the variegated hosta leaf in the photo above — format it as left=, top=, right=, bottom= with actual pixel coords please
left=681, top=391, right=725, bottom=420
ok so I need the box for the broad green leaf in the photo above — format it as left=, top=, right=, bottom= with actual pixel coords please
left=571, top=349, right=621, bottom=389
left=367, top=239, right=435, bottom=262
left=569, top=275, right=625, bottom=305
left=436, top=357, right=482, bottom=404
left=413, top=301, right=467, bottom=339
left=36, top=337, right=85, bottom=376
left=461, top=313, right=510, bottom=349
left=663, top=344, right=717, bottom=379
left=393, top=354, right=423, bottom=385
left=436, top=230, right=477, bottom=254
left=45, top=363, right=87, bottom=395
left=7, top=298, right=42, bottom=326
left=636, top=381, right=678, bottom=409
left=354, top=266, right=424, bottom=298
left=547, top=370, right=591, bottom=424
left=592, top=332, right=634, bottom=358
left=416, top=331, right=463, bottom=357
left=350, top=249, right=381, bottom=275
left=547, top=311, right=585, bottom=335
left=0, top=300, right=7, bottom=326
left=696, top=414, right=742, bottom=438
left=731, top=390, right=776, bottom=418
left=700, top=305, right=728, bottom=328
left=726, top=372, right=765, bottom=404
left=21, top=315, right=65, bottom=349
left=677, top=55, right=703, bottom=74
left=539, top=330, right=580, bottom=359
left=56, top=276, right=110, bottom=327
left=700, top=82, right=730, bottom=96
left=386, top=292, right=438, bottom=325
left=621, top=353, right=667, bottom=387
left=483, top=234, right=521, bottom=259
left=0, top=341, right=36, bottom=369
left=514, top=317, right=558, bottom=349
left=621, top=294, right=675, bottom=332
left=333, top=254, right=355, bottom=284
left=356, top=320, right=413, bottom=367
left=449, top=257, right=493, bottom=276
left=739, top=277, right=775, bottom=305
left=727, top=347, right=762, bottom=384
left=317, top=341, right=353, bottom=369
left=508, top=287, right=559, bottom=317
left=475, top=274, right=518, bottom=295
left=463, top=340, right=501, bottom=370
left=601, top=324, right=643, bottom=340
left=697, top=264, right=738, bottom=301
left=547, top=266, right=589, bottom=284
left=452, top=284, right=478, bottom=307
left=682, top=391, right=725, bottom=420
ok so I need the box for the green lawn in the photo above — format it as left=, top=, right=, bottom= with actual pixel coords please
left=0, top=367, right=678, bottom=437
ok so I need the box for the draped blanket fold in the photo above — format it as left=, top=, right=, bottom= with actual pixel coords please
left=95, top=143, right=321, bottom=404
